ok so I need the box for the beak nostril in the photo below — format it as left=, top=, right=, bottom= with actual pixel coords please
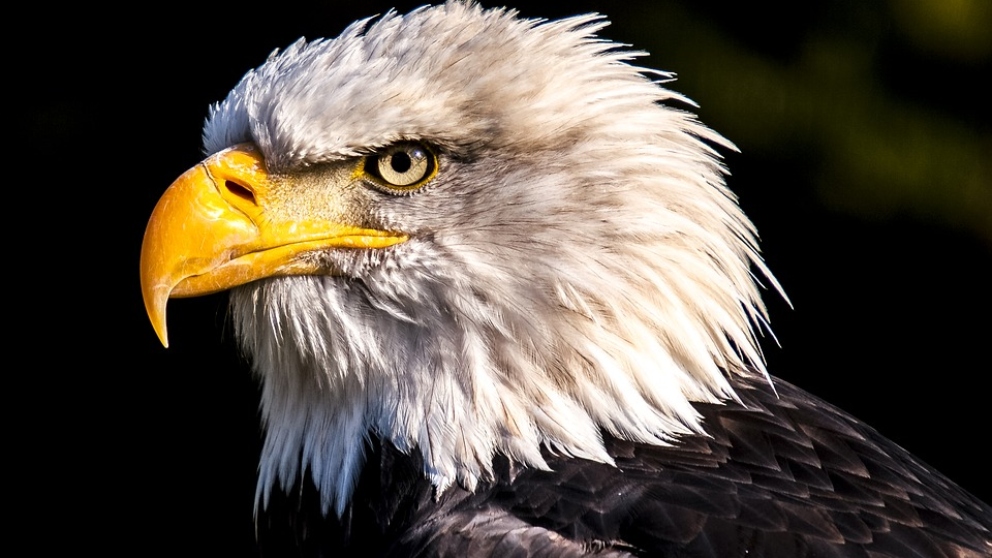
left=225, top=180, right=257, bottom=205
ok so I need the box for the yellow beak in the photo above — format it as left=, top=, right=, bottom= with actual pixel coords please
left=140, top=144, right=407, bottom=347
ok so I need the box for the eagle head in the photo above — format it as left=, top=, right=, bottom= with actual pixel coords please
left=141, top=2, right=777, bottom=515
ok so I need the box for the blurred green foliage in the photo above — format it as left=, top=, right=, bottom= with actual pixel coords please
left=610, top=0, right=990, bottom=243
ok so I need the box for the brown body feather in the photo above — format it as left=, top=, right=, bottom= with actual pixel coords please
left=257, top=372, right=992, bottom=557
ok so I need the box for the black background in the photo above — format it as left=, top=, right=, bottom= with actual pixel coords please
left=18, top=1, right=989, bottom=553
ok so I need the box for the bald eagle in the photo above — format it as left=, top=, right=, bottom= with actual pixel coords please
left=140, top=3, right=991, bottom=556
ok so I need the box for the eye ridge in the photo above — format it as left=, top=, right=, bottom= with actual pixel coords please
left=366, top=141, right=437, bottom=192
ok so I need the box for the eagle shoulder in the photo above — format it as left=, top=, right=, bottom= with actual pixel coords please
left=256, top=372, right=992, bottom=557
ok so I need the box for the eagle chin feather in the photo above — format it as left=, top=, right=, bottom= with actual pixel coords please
left=208, top=3, right=778, bottom=515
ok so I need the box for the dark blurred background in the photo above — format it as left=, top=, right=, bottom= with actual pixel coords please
left=18, top=0, right=989, bottom=554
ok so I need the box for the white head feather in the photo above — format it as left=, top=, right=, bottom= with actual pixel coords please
left=203, top=2, right=781, bottom=515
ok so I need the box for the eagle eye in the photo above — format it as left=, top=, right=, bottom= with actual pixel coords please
left=365, top=142, right=437, bottom=192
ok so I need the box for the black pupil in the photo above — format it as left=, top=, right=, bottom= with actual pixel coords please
left=390, top=152, right=412, bottom=173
